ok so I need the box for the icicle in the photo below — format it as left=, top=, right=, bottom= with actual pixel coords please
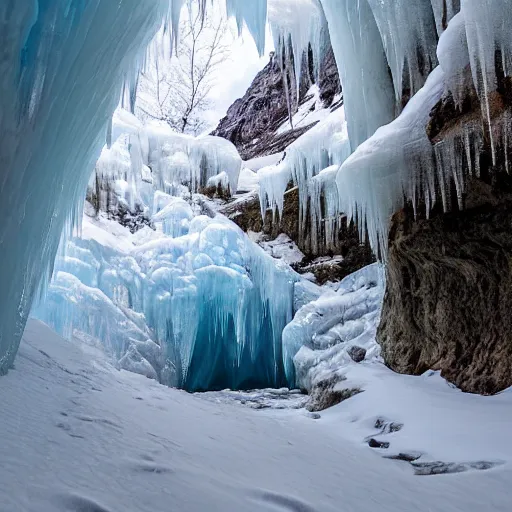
left=268, top=0, right=325, bottom=98
left=321, top=0, right=395, bottom=149
left=430, top=0, right=461, bottom=35
left=258, top=109, right=350, bottom=254
left=366, top=0, right=439, bottom=105
left=336, top=67, right=445, bottom=257
left=0, top=0, right=170, bottom=374
left=226, top=0, right=268, bottom=56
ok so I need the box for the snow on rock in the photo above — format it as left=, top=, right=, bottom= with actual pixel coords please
left=259, top=233, right=305, bottom=265
left=206, top=171, right=231, bottom=193
left=237, top=168, right=260, bottom=193
left=244, top=153, right=284, bottom=172
left=276, top=85, right=338, bottom=135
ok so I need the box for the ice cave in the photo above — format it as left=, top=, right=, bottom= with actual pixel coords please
left=2, top=0, right=512, bottom=510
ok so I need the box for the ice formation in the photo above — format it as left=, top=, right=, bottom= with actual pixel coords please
left=226, top=0, right=268, bottom=56
left=34, top=110, right=297, bottom=391
left=0, top=0, right=178, bottom=375
left=7, top=0, right=512, bottom=388
left=258, top=108, right=350, bottom=252
left=336, top=68, right=446, bottom=255
left=268, top=0, right=325, bottom=93
left=91, top=114, right=241, bottom=216
left=321, top=0, right=395, bottom=150
left=336, top=2, right=512, bottom=256
left=283, top=264, right=384, bottom=389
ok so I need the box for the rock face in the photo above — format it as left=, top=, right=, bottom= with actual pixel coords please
left=379, top=180, right=512, bottom=395
left=220, top=187, right=374, bottom=284
left=212, top=46, right=341, bottom=161
left=379, top=70, right=512, bottom=394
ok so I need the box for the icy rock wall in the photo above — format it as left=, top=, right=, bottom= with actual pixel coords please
left=0, top=0, right=177, bottom=375
left=258, top=109, right=351, bottom=253
left=336, top=2, right=512, bottom=257
left=251, top=0, right=460, bottom=257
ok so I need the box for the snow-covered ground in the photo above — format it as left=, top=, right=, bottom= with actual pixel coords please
left=2, top=318, right=511, bottom=511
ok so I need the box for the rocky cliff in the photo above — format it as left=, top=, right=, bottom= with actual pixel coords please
left=212, top=46, right=341, bottom=161
left=213, top=44, right=373, bottom=283
left=378, top=66, right=512, bottom=395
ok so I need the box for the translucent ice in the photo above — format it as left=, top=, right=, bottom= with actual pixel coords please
left=0, top=0, right=171, bottom=374
left=35, top=110, right=297, bottom=391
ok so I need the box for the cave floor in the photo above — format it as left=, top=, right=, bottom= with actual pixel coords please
left=1, top=319, right=511, bottom=511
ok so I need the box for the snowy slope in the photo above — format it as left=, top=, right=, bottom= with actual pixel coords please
left=1, top=319, right=511, bottom=511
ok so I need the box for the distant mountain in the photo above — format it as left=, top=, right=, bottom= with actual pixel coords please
left=212, top=45, right=341, bottom=161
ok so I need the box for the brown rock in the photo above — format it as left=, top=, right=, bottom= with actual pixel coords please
left=306, top=376, right=362, bottom=412
left=379, top=175, right=512, bottom=395
left=348, top=346, right=367, bottom=363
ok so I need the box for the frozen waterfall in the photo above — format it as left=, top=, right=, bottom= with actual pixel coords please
left=32, top=111, right=298, bottom=391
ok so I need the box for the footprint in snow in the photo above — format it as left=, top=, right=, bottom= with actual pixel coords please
left=250, top=490, right=317, bottom=512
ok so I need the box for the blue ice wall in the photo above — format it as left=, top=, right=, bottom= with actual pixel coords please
left=0, top=0, right=169, bottom=374
left=32, top=111, right=297, bottom=391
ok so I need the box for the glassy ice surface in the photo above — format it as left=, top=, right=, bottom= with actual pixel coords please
left=33, top=110, right=297, bottom=392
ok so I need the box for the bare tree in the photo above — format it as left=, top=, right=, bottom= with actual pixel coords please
left=137, top=2, right=230, bottom=135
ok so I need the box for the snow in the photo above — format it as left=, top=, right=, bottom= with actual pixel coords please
left=276, top=86, right=340, bottom=135
left=237, top=167, right=260, bottom=193
left=244, top=152, right=284, bottom=171
left=2, top=318, right=512, bottom=510
left=259, top=233, right=305, bottom=265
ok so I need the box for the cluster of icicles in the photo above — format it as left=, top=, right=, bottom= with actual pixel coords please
left=257, top=0, right=512, bottom=257
left=2, top=0, right=512, bottom=377
left=33, top=110, right=298, bottom=391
